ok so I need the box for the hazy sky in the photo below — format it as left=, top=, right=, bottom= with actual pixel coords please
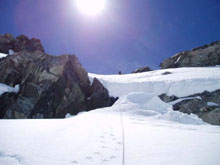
left=0, top=0, right=220, bottom=74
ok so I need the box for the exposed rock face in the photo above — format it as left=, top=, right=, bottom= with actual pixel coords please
left=160, top=41, right=220, bottom=69
left=87, top=78, right=118, bottom=110
left=159, top=94, right=178, bottom=103
left=159, top=90, right=220, bottom=125
left=0, top=33, right=44, bottom=54
left=0, top=34, right=116, bottom=119
left=132, top=66, right=151, bottom=73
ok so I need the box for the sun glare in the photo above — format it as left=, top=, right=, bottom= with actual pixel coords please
left=76, top=0, right=106, bottom=15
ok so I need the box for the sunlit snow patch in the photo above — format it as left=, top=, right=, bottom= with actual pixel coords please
left=0, top=52, right=7, bottom=58
left=207, top=102, right=220, bottom=106
left=9, top=49, right=14, bottom=55
left=0, top=83, right=19, bottom=96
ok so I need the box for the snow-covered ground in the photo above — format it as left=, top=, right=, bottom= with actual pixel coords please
left=0, top=67, right=220, bottom=165
left=89, top=67, right=220, bottom=97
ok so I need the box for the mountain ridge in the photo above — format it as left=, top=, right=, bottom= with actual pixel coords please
left=160, top=40, right=220, bottom=69
left=0, top=33, right=219, bottom=125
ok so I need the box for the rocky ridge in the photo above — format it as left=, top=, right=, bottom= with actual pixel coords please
left=160, top=41, right=220, bottom=69
left=0, top=34, right=116, bottom=119
left=132, top=66, right=151, bottom=73
left=0, top=33, right=44, bottom=54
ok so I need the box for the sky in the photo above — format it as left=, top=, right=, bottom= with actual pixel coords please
left=0, top=0, right=220, bottom=74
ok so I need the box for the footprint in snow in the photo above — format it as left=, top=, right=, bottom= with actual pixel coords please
left=101, top=146, right=107, bottom=149
left=94, top=152, right=101, bottom=155
left=85, top=156, right=93, bottom=160
left=131, top=121, right=143, bottom=125
left=137, top=118, right=146, bottom=121
left=110, top=156, right=116, bottom=159
left=71, top=161, right=78, bottom=164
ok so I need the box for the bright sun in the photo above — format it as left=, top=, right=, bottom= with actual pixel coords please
left=76, top=0, right=106, bottom=15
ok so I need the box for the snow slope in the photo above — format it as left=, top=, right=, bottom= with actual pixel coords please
left=89, top=67, right=220, bottom=97
left=0, top=67, right=220, bottom=165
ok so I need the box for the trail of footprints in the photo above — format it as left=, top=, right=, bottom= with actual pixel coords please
left=130, top=116, right=148, bottom=125
left=87, top=124, right=121, bottom=163
left=71, top=160, right=78, bottom=164
left=71, top=120, right=122, bottom=164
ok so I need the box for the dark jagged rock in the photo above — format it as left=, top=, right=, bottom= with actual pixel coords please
left=199, top=108, right=220, bottom=125
left=161, top=71, right=172, bottom=75
left=132, top=66, right=151, bottom=73
left=0, top=92, right=17, bottom=118
left=0, top=33, right=13, bottom=54
left=0, top=33, right=44, bottom=54
left=160, top=41, right=220, bottom=69
left=158, top=94, right=178, bottom=103
left=172, top=98, right=204, bottom=114
left=87, top=78, right=114, bottom=110
left=0, top=34, right=117, bottom=119
left=11, top=35, right=45, bottom=53
left=159, top=90, right=220, bottom=125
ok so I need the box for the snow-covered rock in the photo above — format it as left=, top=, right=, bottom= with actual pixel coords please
left=114, top=92, right=204, bottom=125
left=159, top=90, right=220, bottom=125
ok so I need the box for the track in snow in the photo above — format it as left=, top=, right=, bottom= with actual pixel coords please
left=1, top=108, right=220, bottom=165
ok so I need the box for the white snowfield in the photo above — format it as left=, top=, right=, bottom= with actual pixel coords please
left=0, top=67, right=220, bottom=165
left=89, top=67, right=220, bottom=97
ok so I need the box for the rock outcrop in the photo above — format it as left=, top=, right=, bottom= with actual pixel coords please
left=0, top=33, right=44, bottom=54
left=132, top=66, right=151, bottom=73
left=159, top=90, right=220, bottom=125
left=160, top=41, right=220, bottom=69
left=0, top=34, right=116, bottom=119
